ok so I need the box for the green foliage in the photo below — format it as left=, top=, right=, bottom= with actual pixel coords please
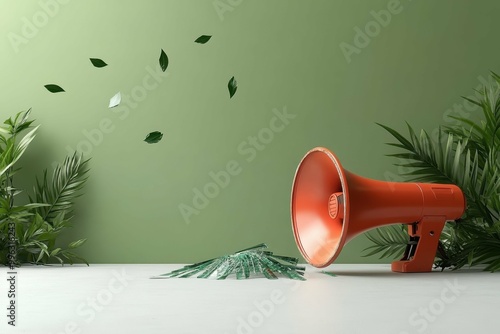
left=0, top=109, right=89, bottom=267
left=363, top=225, right=409, bottom=259
left=364, top=72, right=500, bottom=271
left=154, top=243, right=306, bottom=280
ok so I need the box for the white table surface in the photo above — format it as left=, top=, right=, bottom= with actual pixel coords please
left=0, top=264, right=498, bottom=334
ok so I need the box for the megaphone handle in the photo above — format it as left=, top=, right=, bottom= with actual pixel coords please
left=391, top=216, right=446, bottom=273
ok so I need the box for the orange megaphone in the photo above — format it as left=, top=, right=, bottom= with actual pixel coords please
left=290, top=147, right=466, bottom=273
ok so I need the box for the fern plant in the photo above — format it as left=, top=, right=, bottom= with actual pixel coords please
left=363, top=72, right=500, bottom=271
left=0, top=109, right=89, bottom=266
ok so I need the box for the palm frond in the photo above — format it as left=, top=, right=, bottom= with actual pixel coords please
left=471, top=238, right=500, bottom=272
left=153, top=243, right=306, bottom=280
left=30, top=152, right=90, bottom=223
left=362, top=225, right=408, bottom=259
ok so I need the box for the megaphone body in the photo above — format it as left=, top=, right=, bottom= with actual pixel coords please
left=291, top=147, right=466, bottom=273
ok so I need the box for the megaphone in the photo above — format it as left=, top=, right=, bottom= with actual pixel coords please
left=290, top=147, right=466, bottom=273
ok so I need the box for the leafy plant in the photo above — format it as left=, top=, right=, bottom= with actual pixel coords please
left=0, top=109, right=89, bottom=267
left=363, top=72, right=500, bottom=271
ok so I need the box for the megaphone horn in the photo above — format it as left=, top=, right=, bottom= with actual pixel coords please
left=290, top=147, right=466, bottom=273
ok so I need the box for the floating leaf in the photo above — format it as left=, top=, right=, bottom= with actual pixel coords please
left=108, top=92, right=121, bottom=108
left=151, top=243, right=306, bottom=280
left=195, top=35, right=212, bottom=44
left=228, top=76, right=237, bottom=98
left=144, top=131, right=163, bottom=144
left=90, top=58, right=107, bottom=68
left=44, top=84, right=65, bottom=93
left=159, top=49, right=169, bottom=72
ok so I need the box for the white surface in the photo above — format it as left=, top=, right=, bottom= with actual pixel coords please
left=0, top=264, right=499, bottom=334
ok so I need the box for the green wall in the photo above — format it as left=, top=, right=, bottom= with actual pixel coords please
left=1, top=0, right=499, bottom=264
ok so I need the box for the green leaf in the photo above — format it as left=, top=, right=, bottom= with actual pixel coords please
left=159, top=49, right=169, bottom=72
left=50, top=248, right=62, bottom=256
left=68, top=239, right=86, bottom=249
left=144, top=131, right=163, bottom=144
left=228, top=76, right=237, bottom=98
left=195, top=35, right=212, bottom=44
left=461, top=96, right=482, bottom=108
left=44, top=84, right=65, bottom=93
left=376, top=123, right=413, bottom=151
left=0, top=125, right=39, bottom=178
left=89, top=58, right=108, bottom=68
left=15, top=110, right=28, bottom=124
left=60, top=251, right=89, bottom=266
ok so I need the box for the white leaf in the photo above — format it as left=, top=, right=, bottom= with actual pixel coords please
left=108, top=92, right=121, bottom=108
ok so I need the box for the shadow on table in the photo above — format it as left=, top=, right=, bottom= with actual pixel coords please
left=315, top=267, right=489, bottom=278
